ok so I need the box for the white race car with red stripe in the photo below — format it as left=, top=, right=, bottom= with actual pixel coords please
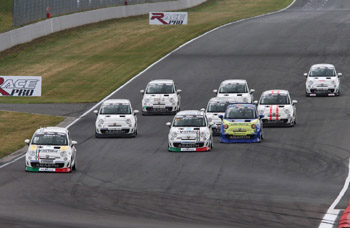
left=213, top=79, right=255, bottom=103
left=166, top=110, right=213, bottom=152
left=24, top=127, right=77, bottom=173
left=305, top=64, right=342, bottom=97
left=256, top=90, right=297, bottom=127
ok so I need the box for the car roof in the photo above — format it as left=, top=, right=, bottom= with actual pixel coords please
left=220, top=79, right=247, bottom=85
left=148, top=79, right=174, bottom=84
left=226, top=104, right=256, bottom=110
left=102, top=99, right=131, bottom=105
left=261, top=90, right=289, bottom=95
left=208, top=97, right=237, bottom=103
left=35, top=127, right=68, bottom=134
left=310, top=63, right=335, bottom=69
left=176, top=110, right=205, bottom=116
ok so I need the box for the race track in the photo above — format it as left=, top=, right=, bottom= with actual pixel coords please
left=1, top=0, right=350, bottom=227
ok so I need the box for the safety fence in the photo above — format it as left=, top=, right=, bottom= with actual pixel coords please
left=13, top=0, right=169, bottom=26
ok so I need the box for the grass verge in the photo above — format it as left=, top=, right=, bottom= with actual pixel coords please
left=0, top=0, right=292, bottom=104
left=0, top=111, right=64, bottom=158
left=0, top=0, right=13, bottom=33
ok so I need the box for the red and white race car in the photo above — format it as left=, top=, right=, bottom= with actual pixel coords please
left=256, top=90, right=297, bottom=127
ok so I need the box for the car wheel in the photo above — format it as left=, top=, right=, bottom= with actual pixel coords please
left=210, top=138, right=213, bottom=150
left=72, top=159, right=76, bottom=171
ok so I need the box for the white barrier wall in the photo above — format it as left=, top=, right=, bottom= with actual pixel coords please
left=0, top=0, right=206, bottom=53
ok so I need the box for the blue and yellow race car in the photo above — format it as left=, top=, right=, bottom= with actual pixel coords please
left=220, top=104, right=263, bottom=143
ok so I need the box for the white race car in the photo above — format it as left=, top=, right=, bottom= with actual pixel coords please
left=256, top=90, right=297, bottom=127
left=166, top=110, right=214, bottom=152
left=25, top=127, right=77, bottom=173
left=213, top=79, right=255, bottom=103
left=94, top=99, right=138, bottom=137
left=140, top=79, right=181, bottom=115
left=305, top=64, right=342, bottom=96
left=205, top=97, right=237, bottom=135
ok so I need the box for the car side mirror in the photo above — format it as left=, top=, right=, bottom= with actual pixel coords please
left=140, top=90, right=145, bottom=94
left=292, top=100, right=298, bottom=105
left=304, top=73, right=308, bottom=77
left=24, top=139, right=30, bottom=144
left=338, top=73, right=343, bottom=77
left=250, top=89, right=255, bottom=94
left=213, top=89, right=218, bottom=93
left=218, top=115, right=223, bottom=120
left=134, top=110, right=139, bottom=115
left=177, top=89, right=182, bottom=94
left=166, top=122, right=171, bottom=127
left=72, top=141, right=78, bottom=146
left=259, top=114, right=264, bottom=119
left=93, top=110, right=98, bottom=115
left=200, top=108, right=205, bottom=111
left=253, top=100, right=258, bottom=105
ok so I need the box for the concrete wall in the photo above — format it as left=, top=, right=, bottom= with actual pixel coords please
left=0, top=0, right=206, bottom=53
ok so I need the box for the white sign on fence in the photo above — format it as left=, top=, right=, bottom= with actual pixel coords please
left=0, top=76, right=42, bottom=97
left=149, top=12, right=188, bottom=25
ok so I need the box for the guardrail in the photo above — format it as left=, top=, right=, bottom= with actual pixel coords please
left=1, top=0, right=206, bottom=53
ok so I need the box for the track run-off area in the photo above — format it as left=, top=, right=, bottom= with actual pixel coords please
left=2, top=0, right=350, bottom=227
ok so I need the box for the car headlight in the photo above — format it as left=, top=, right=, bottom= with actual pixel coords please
left=144, top=98, right=150, bottom=104
left=251, top=124, right=257, bottom=129
left=60, top=151, right=67, bottom=157
left=208, top=117, right=212, bottom=123
left=98, top=119, right=104, bottom=125
left=259, top=110, right=264, bottom=115
left=307, top=80, right=313, bottom=86
left=29, top=150, right=36, bottom=156
left=126, top=119, right=131, bottom=124
left=243, top=97, right=248, bottom=103
left=170, top=131, right=177, bottom=138
left=332, top=80, right=336, bottom=85
left=284, top=109, right=290, bottom=114
left=169, top=98, right=175, bottom=104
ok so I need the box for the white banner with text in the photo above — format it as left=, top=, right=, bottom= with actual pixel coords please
left=0, top=76, right=42, bottom=96
left=149, top=12, right=188, bottom=25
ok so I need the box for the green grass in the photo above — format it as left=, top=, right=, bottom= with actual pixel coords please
left=0, top=0, right=292, bottom=104
left=0, top=0, right=13, bottom=33
left=0, top=111, right=64, bottom=158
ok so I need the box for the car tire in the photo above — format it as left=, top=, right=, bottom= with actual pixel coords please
left=210, top=138, right=213, bottom=150
left=72, top=159, right=76, bottom=171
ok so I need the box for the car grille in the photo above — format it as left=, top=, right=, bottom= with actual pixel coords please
left=31, top=162, right=65, bottom=168
left=146, top=107, right=173, bottom=112
left=173, top=143, right=204, bottom=148
left=101, top=129, right=129, bottom=134
left=310, top=89, right=335, bottom=93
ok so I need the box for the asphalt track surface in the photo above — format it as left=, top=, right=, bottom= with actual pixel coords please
left=2, top=0, right=350, bottom=227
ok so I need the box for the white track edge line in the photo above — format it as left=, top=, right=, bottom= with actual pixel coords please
left=318, top=158, right=350, bottom=228
left=0, top=0, right=296, bottom=169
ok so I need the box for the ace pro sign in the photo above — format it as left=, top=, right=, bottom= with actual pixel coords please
left=149, top=12, right=188, bottom=25
left=0, top=76, right=42, bottom=97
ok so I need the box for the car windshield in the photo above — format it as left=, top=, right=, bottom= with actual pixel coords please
left=225, top=106, right=257, bottom=119
left=146, top=83, right=174, bottom=94
left=309, top=67, right=336, bottom=77
left=260, top=94, right=290, bottom=105
left=32, top=132, right=68, bottom=145
left=207, top=102, right=232, bottom=112
left=173, top=116, right=206, bottom=127
left=219, top=83, right=247, bottom=93
left=100, top=104, right=131, bottom=114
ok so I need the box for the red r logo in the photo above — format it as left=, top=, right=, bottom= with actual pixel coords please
left=151, top=13, right=167, bottom=24
left=0, top=78, right=10, bottom=96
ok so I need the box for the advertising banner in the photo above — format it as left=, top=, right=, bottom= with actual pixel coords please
left=149, top=12, right=188, bottom=25
left=0, top=76, right=42, bottom=97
